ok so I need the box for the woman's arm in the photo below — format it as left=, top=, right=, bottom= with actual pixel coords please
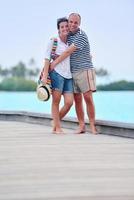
left=41, top=59, right=50, bottom=84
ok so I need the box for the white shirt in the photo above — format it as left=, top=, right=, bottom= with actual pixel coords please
left=44, top=36, right=72, bottom=79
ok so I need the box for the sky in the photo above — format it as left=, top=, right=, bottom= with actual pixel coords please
left=0, top=0, right=134, bottom=83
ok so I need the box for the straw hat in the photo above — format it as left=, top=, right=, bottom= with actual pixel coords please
left=37, top=83, right=51, bottom=101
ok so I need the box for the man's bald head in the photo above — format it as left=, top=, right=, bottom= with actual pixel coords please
left=69, top=13, right=81, bottom=24
left=68, top=13, right=81, bottom=33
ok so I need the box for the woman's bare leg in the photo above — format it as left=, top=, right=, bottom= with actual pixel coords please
left=51, top=90, right=63, bottom=133
left=59, top=93, right=73, bottom=119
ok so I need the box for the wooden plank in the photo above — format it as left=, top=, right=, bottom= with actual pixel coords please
left=0, top=121, right=134, bottom=200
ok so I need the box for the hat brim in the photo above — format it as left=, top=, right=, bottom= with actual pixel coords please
left=37, top=83, right=51, bottom=101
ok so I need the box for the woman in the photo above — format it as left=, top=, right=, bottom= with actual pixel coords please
left=41, top=17, right=73, bottom=134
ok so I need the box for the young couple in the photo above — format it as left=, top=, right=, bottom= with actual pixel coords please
left=42, top=13, right=97, bottom=135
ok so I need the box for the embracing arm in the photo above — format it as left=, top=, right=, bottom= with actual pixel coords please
left=50, top=44, right=77, bottom=71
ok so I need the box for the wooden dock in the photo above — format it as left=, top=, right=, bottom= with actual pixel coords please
left=0, top=121, right=134, bottom=200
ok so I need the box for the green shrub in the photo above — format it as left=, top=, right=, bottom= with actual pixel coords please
left=97, top=80, right=134, bottom=91
left=0, top=77, right=37, bottom=91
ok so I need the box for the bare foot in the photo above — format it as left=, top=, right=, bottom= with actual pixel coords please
left=89, top=123, right=98, bottom=135
left=53, top=128, right=64, bottom=134
left=53, top=130, right=64, bottom=134
left=75, top=125, right=86, bottom=134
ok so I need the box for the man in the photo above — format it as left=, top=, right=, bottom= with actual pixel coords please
left=50, top=13, right=97, bottom=134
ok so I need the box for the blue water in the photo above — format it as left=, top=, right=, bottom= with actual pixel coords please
left=0, top=91, right=134, bottom=123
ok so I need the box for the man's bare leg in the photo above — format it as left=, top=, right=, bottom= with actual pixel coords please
left=74, top=93, right=86, bottom=133
left=83, top=91, right=98, bottom=134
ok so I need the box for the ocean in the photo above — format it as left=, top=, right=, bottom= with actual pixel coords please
left=0, top=91, right=134, bottom=123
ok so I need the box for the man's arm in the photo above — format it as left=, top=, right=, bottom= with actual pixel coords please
left=50, top=44, right=77, bottom=71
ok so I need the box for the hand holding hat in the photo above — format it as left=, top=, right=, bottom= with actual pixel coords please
left=37, top=81, right=51, bottom=102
